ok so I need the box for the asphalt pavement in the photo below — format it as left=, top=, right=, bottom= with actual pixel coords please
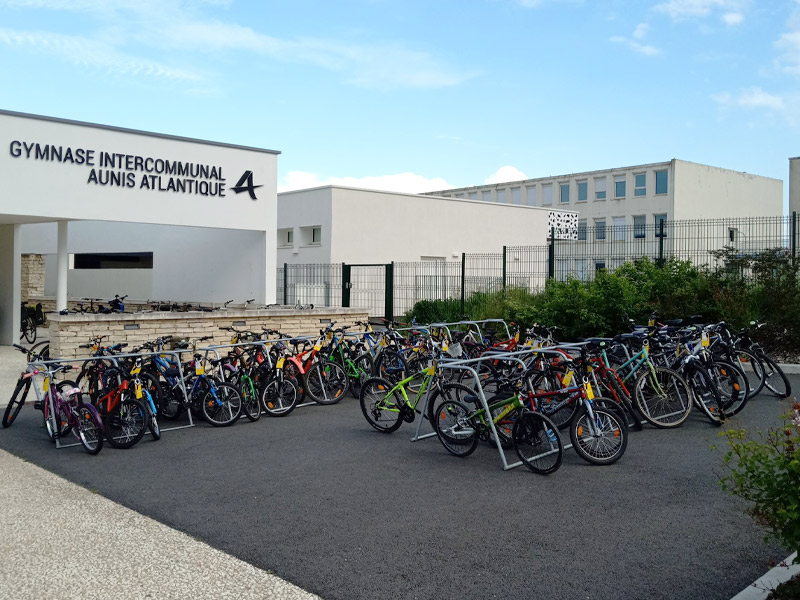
left=0, top=342, right=796, bottom=600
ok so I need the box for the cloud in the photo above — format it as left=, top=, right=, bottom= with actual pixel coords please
left=0, top=27, right=199, bottom=80
left=723, top=12, right=743, bottom=25
left=0, top=0, right=475, bottom=90
left=484, top=166, right=528, bottom=184
left=278, top=171, right=455, bottom=194
left=610, top=23, right=661, bottom=56
left=714, top=87, right=784, bottom=110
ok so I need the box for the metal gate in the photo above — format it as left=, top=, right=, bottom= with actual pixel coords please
left=342, top=263, right=393, bottom=321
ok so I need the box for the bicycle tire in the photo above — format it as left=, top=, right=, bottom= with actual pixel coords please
left=201, top=382, right=242, bottom=426
left=306, top=360, right=348, bottom=405
left=261, top=377, right=299, bottom=417
left=710, top=360, right=749, bottom=416
left=2, top=378, right=31, bottom=428
left=512, top=410, right=563, bottom=475
left=425, top=382, right=475, bottom=430
left=360, top=377, right=403, bottom=433
left=374, top=350, right=407, bottom=384
left=760, top=354, right=792, bottom=398
left=76, top=403, right=104, bottom=455
left=604, top=374, right=643, bottom=431
left=21, top=315, right=36, bottom=344
left=732, top=349, right=765, bottom=399
left=633, top=366, right=692, bottom=429
left=142, top=390, right=162, bottom=440
left=687, top=366, right=725, bottom=426
left=433, top=400, right=478, bottom=458
left=236, top=375, right=262, bottom=422
left=569, top=405, right=627, bottom=465
left=104, top=394, right=148, bottom=448
left=348, top=353, right=374, bottom=399
left=158, top=384, right=184, bottom=420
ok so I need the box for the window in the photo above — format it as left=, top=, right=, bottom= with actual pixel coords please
left=511, top=187, right=521, bottom=205
left=468, top=191, right=478, bottom=200
left=526, top=186, right=537, bottom=206
left=577, top=181, right=588, bottom=202
left=575, top=259, right=588, bottom=281
left=634, top=173, right=646, bottom=197
left=654, top=213, right=668, bottom=237
left=655, top=170, right=668, bottom=195
left=312, top=227, right=321, bottom=244
left=278, top=229, right=293, bottom=247
left=482, top=190, right=492, bottom=202
left=633, top=215, right=646, bottom=239
left=613, top=217, right=626, bottom=241
left=595, top=177, right=606, bottom=200
left=556, top=259, right=569, bottom=281
left=614, top=176, right=626, bottom=199
left=595, top=260, right=606, bottom=273
left=454, top=192, right=464, bottom=199
left=496, top=189, right=506, bottom=203
left=577, top=219, right=587, bottom=241
left=71, top=252, right=153, bottom=269
left=560, top=183, right=570, bottom=204
left=542, top=183, right=553, bottom=205
left=595, top=218, right=606, bottom=241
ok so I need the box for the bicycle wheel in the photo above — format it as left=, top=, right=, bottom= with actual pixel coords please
left=569, top=405, right=627, bottom=465
left=633, top=366, right=692, bottom=428
left=201, top=382, right=242, bottom=426
left=434, top=400, right=478, bottom=457
left=21, top=316, right=36, bottom=343
left=76, top=403, right=104, bottom=455
left=760, top=354, right=792, bottom=398
left=360, top=377, right=403, bottom=433
left=710, top=360, right=749, bottom=416
left=237, top=376, right=262, bottom=422
left=424, top=382, right=475, bottom=428
left=104, top=394, right=148, bottom=448
left=374, top=350, right=407, bottom=384
left=348, top=353, right=374, bottom=399
left=512, top=410, right=563, bottom=475
left=2, top=378, right=31, bottom=428
left=603, top=375, right=643, bottom=431
left=261, top=377, right=299, bottom=417
left=158, top=384, right=184, bottom=420
left=732, top=349, right=765, bottom=399
left=306, top=360, right=348, bottom=405
left=688, top=366, right=725, bottom=426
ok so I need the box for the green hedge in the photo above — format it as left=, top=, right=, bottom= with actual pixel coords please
left=404, top=254, right=800, bottom=353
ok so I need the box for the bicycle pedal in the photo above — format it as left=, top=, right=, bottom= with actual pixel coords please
left=33, top=400, right=44, bottom=411
left=400, top=406, right=415, bottom=423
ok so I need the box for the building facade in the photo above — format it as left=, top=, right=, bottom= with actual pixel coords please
left=426, top=159, right=783, bottom=243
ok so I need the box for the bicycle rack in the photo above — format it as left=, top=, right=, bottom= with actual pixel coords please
left=30, top=349, right=192, bottom=450
left=411, top=343, right=589, bottom=471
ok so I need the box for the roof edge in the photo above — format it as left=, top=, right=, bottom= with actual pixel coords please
left=0, top=109, right=281, bottom=156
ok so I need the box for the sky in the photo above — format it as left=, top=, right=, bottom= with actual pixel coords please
left=1, top=0, right=799, bottom=210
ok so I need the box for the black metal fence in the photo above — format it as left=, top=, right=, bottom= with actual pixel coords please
left=278, top=214, right=800, bottom=320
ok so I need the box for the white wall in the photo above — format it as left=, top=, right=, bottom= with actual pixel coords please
left=327, top=187, right=563, bottom=263
left=23, top=221, right=267, bottom=304
left=672, top=159, right=783, bottom=220
left=277, top=187, right=334, bottom=265
left=790, top=157, right=800, bottom=217
left=0, top=225, right=21, bottom=344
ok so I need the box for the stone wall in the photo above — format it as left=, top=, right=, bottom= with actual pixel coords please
left=48, top=307, right=369, bottom=360
left=21, top=255, right=45, bottom=300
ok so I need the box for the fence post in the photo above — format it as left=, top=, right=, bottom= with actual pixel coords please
left=502, top=245, right=507, bottom=293
left=283, top=262, right=288, bottom=305
left=341, top=263, right=351, bottom=308
left=460, top=252, right=466, bottom=315
left=384, top=262, right=394, bottom=322
left=792, top=211, right=797, bottom=266
left=657, top=221, right=665, bottom=267
left=548, top=227, right=555, bottom=279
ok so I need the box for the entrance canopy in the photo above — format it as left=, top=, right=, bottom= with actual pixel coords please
left=0, top=110, right=280, bottom=343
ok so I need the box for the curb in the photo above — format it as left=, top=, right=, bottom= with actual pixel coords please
left=777, top=363, right=800, bottom=375
left=732, top=552, right=799, bottom=599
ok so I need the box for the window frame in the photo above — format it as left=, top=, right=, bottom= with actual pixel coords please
left=595, top=218, right=607, bottom=241
left=577, top=180, right=588, bottom=202
left=614, top=176, right=626, bottom=199
left=559, top=183, right=570, bottom=204
left=594, top=177, right=607, bottom=201
left=634, top=173, right=646, bottom=197
left=655, top=170, right=668, bottom=195
left=633, top=215, right=646, bottom=239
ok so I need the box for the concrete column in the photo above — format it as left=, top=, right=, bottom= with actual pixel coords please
left=0, top=224, right=21, bottom=345
left=56, top=220, right=68, bottom=312
left=790, top=157, right=800, bottom=217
